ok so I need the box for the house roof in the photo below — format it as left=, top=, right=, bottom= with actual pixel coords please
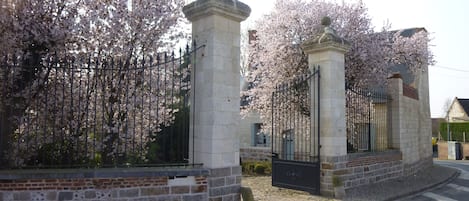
left=388, top=27, right=427, bottom=86
left=392, top=27, right=427, bottom=38
left=457, top=98, right=469, bottom=116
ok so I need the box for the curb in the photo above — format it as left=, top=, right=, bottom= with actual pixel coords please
left=385, top=166, right=461, bottom=201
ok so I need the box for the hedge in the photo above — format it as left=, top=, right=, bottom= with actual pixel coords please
left=440, top=122, right=469, bottom=142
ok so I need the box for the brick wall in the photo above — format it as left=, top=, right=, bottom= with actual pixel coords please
left=462, top=143, right=469, bottom=160
left=402, top=84, right=418, bottom=100
left=438, top=142, right=448, bottom=159
left=0, top=168, right=209, bottom=201
left=240, top=147, right=271, bottom=162
left=320, top=150, right=403, bottom=195
left=439, top=142, right=469, bottom=160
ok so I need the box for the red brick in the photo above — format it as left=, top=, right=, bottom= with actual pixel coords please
left=171, top=186, right=190, bottom=194
left=438, top=142, right=448, bottom=159
left=191, top=185, right=207, bottom=193
left=322, top=163, right=333, bottom=169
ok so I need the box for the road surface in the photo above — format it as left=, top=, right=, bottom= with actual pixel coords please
left=400, top=160, right=469, bottom=201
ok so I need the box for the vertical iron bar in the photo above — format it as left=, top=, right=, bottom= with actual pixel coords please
left=132, top=58, right=138, bottom=157
left=155, top=53, right=161, bottom=162
left=77, top=61, right=83, bottom=166
left=145, top=56, right=154, bottom=163
left=179, top=47, right=185, bottom=161
left=52, top=56, right=58, bottom=167
left=68, top=57, right=75, bottom=167
left=100, top=58, right=106, bottom=166
left=85, top=56, right=91, bottom=167
left=271, top=90, right=274, bottom=158
left=191, top=41, right=196, bottom=165
left=148, top=56, right=154, bottom=160
left=24, top=56, right=31, bottom=167
left=368, top=92, right=371, bottom=152
left=170, top=51, right=176, bottom=162
left=42, top=57, right=50, bottom=166
left=140, top=56, right=145, bottom=162
left=317, top=66, right=320, bottom=161
left=184, top=45, right=190, bottom=161
left=60, top=58, right=66, bottom=167
left=148, top=55, right=153, bottom=162
left=123, top=58, right=130, bottom=162
left=92, top=57, right=99, bottom=167
left=109, top=57, right=116, bottom=165
left=34, top=60, right=39, bottom=167
left=116, top=59, right=123, bottom=164
left=162, top=53, right=168, bottom=161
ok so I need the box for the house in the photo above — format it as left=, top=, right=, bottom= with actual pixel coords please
left=239, top=75, right=271, bottom=162
left=446, top=97, right=469, bottom=122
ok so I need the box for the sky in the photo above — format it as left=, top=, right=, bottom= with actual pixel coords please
left=238, top=0, right=469, bottom=118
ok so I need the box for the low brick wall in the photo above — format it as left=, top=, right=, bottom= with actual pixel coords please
left=320, top=150, right=403, bottom=196
left=0, top=167, right=209, bottom=201
left=438, top=141, right=469, bottom=160
left=343, top=151, right=403, bottom=189
left=463, top=143, right=469, bottom=160
left=240, top=147, right=271, bottom=162
left=438, top=142, right=448, bottom=160
left=439, top=142, right=469, bottom=160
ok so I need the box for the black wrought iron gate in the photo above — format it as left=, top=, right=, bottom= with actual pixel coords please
left=271, top=67, right=320, bottom=195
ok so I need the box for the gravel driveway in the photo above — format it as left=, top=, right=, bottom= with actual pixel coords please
left=242, top=176, right=338, bottom=201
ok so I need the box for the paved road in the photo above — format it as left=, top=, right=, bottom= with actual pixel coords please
left=400, top=160, right=469, bottom=201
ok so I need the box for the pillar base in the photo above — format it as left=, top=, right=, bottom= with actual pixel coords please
left=208, top=166, right=242, bottom=201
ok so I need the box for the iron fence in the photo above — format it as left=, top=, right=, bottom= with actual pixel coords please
left=346, top=84, right=391, bottom=153
left=0, top=44, right=202, bottom=169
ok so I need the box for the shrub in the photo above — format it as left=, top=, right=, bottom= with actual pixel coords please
left=241, top=161, right=272, bottom=176
left=440, top=122, right=469, bottom=142
left=254, top=164, right=267, bottom=174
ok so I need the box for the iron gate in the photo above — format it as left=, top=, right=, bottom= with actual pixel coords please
left=271, top=67, right=320, bottom=195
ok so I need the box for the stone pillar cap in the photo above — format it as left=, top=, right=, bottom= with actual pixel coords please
left=302, top=16, right=351, bottom=53
left=183, top=0, right=251, bottom=22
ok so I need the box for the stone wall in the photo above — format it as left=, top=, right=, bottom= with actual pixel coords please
left=403, top=156, right=433, bottom=176
left=207, top=166, right=242, bottom=201
left=388, top=72, right=432, bottom=176
left=320, top=150, right=403, bottom=196
left=0, top=168, right=209, bottom=201
left=240, top=147, right=271, bottom=162
left=399, top=95, right=432, bottom=168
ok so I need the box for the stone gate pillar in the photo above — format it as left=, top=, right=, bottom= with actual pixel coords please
left=183, top=1, right=250, bottom=200
left=301, top=17, right=350, bottom=197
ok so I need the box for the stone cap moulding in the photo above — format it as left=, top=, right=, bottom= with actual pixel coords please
left=183, top=0, right=251, bottom=22
left=302, top=16, right=351, bottom=54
